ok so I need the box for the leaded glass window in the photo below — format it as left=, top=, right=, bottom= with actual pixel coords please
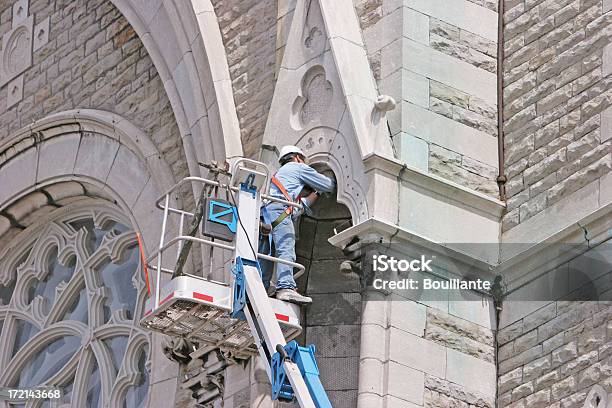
left=0, top=203, right=150, bottom=407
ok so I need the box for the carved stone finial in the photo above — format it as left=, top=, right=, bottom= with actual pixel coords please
left=371, top=95, right=396, bottom=125
left=374, top=95, right=397, bottom=112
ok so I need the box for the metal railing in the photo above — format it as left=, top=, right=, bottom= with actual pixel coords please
left=146, top=163, right=306, bottom=309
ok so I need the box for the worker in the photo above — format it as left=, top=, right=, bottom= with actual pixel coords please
left=259, top=145, right=336, bottom=304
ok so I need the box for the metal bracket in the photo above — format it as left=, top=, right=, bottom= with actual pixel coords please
left=208, top=200, right=238, bottom=233
left=271, top=341, right=332, bottom=407
left=231, top=257, right=261, bottom=320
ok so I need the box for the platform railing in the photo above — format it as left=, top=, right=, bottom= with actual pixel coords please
left=145, top=172, right=306, bottom=311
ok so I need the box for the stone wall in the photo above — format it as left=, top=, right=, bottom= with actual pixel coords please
left=359, top=0, right=500, bottom=197
left=298, top=198, right=360, bottom=408
left=502, top=0, right=612, bottom=232
left=0, top=0, right=187, bottom=183
left=211, top=0, right=277, bottom=158
left=498, top=300, right=612, bottom=407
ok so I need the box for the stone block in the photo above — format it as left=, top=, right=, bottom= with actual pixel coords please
left=523, top=355, right=551, bottom=381
left=0, top=147, right=37, bottom=207
left=446, top=348, right=496, bottom=398
left=548, top=155, right=611, bottom=204
left=403, top=7, right=429, bottom=45
left=106, top=145, right=150, bottom=207
left=307, top=293, right=361, bottom=325
left=448, top=291, right=495, bottom=330
left=512, top=381, right=534, bottom=401
left=306, top=259, right=361, bottom=294
left=386, top=361, right=425, bottom=404
left=425, top=324, right=495, bottom=362
left=389, top=297, right=426, bottom=336
left=317, top=357, right=359, bottom=391
left=551, top=374, right=577, bottom=400
left=37, top=133, right=80, bottom=182
left=535, top=369, right=560, bottom=391
left=396, top=133, right=429, bottom=171
left=401, top=101, right=498, bottom=166
left=525, top=389, right=551, bottom=408
left=388, top=328, right=446, bottom=377
left=519, top=192, right=547, bottom=222
left=551, top=342, right=578, bottom=367
left=498, top=344, right=543, bottom=375
left=404, top=0, right=498, bottom=41
left=74, top=132, right=120, bottom=181
left=499, top=367, right=523, bottom=394
left=305, top=325, right=360, bottom=357
left=402, top=38, right=497, bottom=105
left=514, top=329, right=539, bottom=353
left=561, top=350, right=598, bottom=376
left=523, top=148, right=566, bottom=185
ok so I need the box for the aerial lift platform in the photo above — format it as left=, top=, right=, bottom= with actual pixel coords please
left=139, top=158, right=332, bottom=407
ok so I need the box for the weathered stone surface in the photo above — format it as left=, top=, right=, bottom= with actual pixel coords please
left=502, top=0, right=611, bottom=230
left=525, top=389, right=551, bottom=408
left=552, top=342, right=578, bottom=368
left=523, top=355, right=551, bottom=381
left=498, top=367, right=523, bottom=394
left=425, top=324, right=495, bottom=363
left=512, top=381, right=534, bottom=401
left=551, top=375, right=577, bottom=400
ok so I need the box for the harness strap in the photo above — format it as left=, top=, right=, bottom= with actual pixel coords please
left=270, top=176, right=295, bottom=216
left=268, top=175, right=297, bottom=229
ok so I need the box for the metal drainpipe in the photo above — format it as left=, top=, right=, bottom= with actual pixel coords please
left=497, top=0, right=507, bottom=201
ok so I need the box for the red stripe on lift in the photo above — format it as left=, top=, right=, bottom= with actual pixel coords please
left=193, top=292, right=214, bottom=302
left=275, top=313, right=290, bottom=322
left=160, top=292, right=174, bottom=304
left=144, top=309, right=152, bottom=316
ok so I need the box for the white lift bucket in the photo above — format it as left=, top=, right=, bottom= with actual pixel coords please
left=140, top=276, right=302, bottom=358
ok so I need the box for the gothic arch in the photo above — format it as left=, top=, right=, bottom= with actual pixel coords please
left=0, top=109, right=176, bottom=252
left=0, top=109, right=181, bottom=406
left=108, top=0, right=243, bottom=175
left=294, top=126, right=369, bottom=223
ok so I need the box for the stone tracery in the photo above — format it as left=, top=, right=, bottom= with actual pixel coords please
left=0, top=203, right=150, bottom=407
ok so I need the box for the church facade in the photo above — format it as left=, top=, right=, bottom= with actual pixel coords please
left=0, top=0, right=610, bottom=407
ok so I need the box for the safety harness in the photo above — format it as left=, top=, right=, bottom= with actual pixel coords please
left=269, top=176, right=297, bottom=228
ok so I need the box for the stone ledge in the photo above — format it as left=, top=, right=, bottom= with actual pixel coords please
left=327, top=217, right=497, bottom=275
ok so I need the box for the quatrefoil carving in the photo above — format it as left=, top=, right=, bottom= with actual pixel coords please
left=290, top=65, right=333, bottom=130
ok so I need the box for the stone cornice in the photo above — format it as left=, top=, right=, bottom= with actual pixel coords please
left=328, top=217, right=496, bottom=277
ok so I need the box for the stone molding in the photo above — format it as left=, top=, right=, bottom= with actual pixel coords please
left=0, top=109, right=175, bottom=254
left=109, top=0, right=243, bottom=180
left=263, top=0, right=397, bottom=224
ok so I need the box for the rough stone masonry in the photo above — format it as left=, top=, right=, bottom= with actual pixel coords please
left=502, top=0, right=612, bottom=232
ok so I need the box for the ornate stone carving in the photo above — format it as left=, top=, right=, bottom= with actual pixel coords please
left=296, top=126, right=369, bottom=222
left=0, top=0, right=51, bottom=106
left=304, top=26, right=322, bottom=49
left=291, top=65, right=333, bottom=129
left=1, top=16, right=33, bottom=87
left=301, top=0, right=326, bottom=55
left=33, top=16, right=49, bottom=52
left=7, top=75, right=24, bottom=108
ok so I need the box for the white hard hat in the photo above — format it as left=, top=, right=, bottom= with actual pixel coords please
left=278, top=145, right=304, bottom=163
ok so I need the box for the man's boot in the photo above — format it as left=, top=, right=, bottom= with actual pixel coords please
left=275, top=289, right=312, bottom=304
